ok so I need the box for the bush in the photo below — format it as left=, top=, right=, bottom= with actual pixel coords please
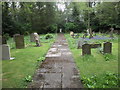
left=3, top=33, right=10, bottom=40
left=45, top=34, right=53, bottom=39
left=81, top=72, right=119, bottom=88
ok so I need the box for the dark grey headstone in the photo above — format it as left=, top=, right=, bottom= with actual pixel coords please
left=15, top=35, right=25, bottom=49
left=103, top=42, right=112, bottom=54
left=13, top=34, right=20, bottom=41
left=82, top=44, right=91, bottom=55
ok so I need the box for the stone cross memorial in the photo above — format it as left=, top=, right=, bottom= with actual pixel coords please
left=82, top=44, right=91, bottom=55
left=15, top=35, right=25, bottom=49
left=103, top=42, right=112, bottom=54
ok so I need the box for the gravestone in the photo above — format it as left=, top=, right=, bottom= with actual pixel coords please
left=89, top=28, right=93, bottom=39
left=15, top=35, right=25, bottom=49
left=60, top=28, right=62, bottom=33
left=33, top=33, right=40, bottom=47
left=2, top=44, right=14, bottom=60
left=82, top=44, right=91, bottom=55
left=70, top=31, right=74, bottom=38
left=30, top=33, right=36, bottom=42
left=2, top=44, right=10, bottom=60
left=87, top=29, right=89, bottom=36
left=103, top=42, right=112, bottom=54
left=110, top=28, right=114, bottom=38
left=13, top=34, right=20, bottom=41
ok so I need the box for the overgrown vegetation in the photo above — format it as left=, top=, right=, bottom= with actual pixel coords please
left=81, top=72, right=119, bottom=88
left=65, top=33, right=118, bottom=88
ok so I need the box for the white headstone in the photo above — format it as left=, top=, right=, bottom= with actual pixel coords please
left=30, top=32, right=39, bottom=42
left=30, top=33, right=35, bottom=42
left=2, top=44, right=11, bottom=60
left=2, top=44, right=14, bottom=60
left=60, top=28, right=62, bottom=33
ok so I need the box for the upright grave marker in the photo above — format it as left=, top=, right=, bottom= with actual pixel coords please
left=30, top=33, right=35, bottom=42
left=89, top=28, right=93, bottom=39
left=2, top=36, right=7, bottom=44
left=15, top=35, right=25, bottom=49
left=103, top=42, right=112, bottom=54
left=34, top=33, right=40, bottom=47
left=13, top=34, right=20, bottom=41
left=82, top=44, right=91, bottom=55
left=2, top=44, right=11, bottom=60
left=70, top=31, right=74, bottom=38
left=1, top=36, right=14, bottom=60
left=110, top=28, right=114, bottom=38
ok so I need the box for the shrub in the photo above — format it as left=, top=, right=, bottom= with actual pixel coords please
left=81, top=72, right=119, bottom=88
left=3, top=33, right=10, bottom=40
left=45, top=34, right=53, bottom=39
left=24, top=75, right=33, bottom=82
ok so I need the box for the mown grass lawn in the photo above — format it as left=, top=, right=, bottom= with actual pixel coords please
left=2, top=34, right=56, bottom=88
left=65, top=33, right=119, bottom=88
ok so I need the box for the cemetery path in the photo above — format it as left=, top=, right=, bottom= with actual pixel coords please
left=28, top=33, right=83, bottom=88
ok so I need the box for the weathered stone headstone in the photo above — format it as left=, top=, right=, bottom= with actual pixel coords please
left=70, top=31, right=74, bottom=38
left=33, top=33, right=40, bottom=47
left=103, top=42, right=112, bottom=54
left=2, top=44, right=10, bottom=60
left=110, top=28, right=114, bottom=38
left=15, top=35, right=25, bottom=49
left=2, top=36, right=7, bottom=44
left=2, top=44, right=14, bottom=60
left=82, top=44, right=91, bottom=55
left=13, top=34, right=20, bottom=41
left=30, top=33, right=36, bottom=42
left=87, top=29, right=89, bottom=36
left=89, top=28, right=93, bottom=39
